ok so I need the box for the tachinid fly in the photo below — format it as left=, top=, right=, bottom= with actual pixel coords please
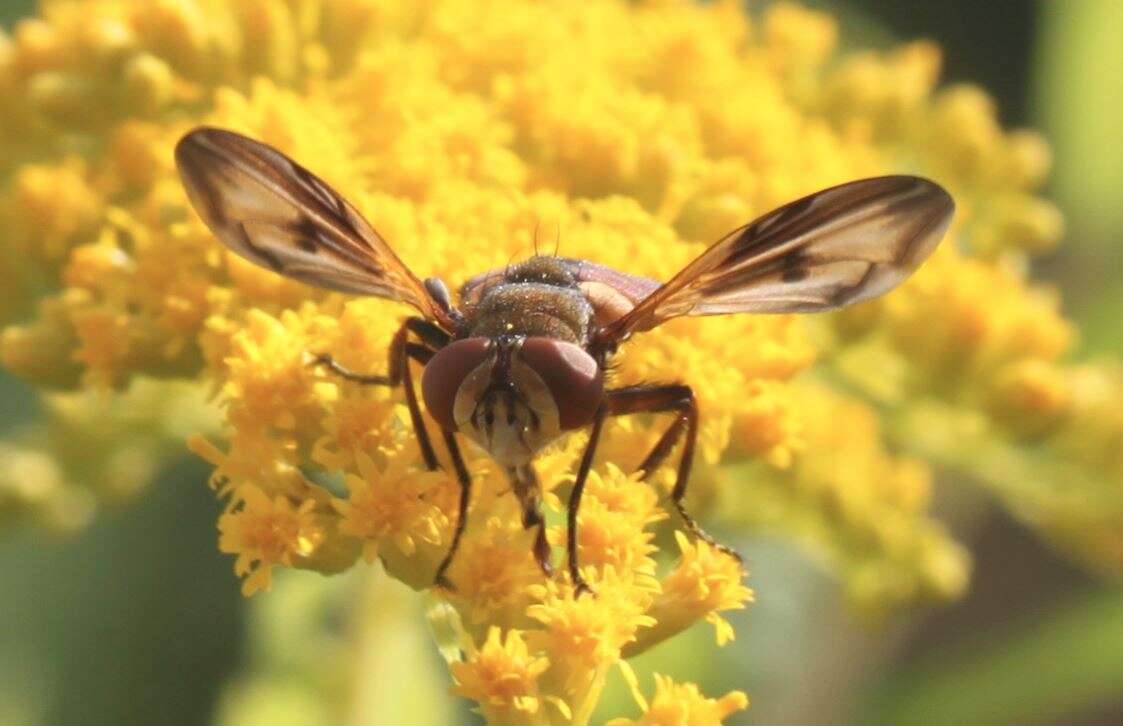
left=175, top=127, right=955, bottom=594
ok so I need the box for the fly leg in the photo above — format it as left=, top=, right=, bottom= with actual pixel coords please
left=311, top=317, right=450, bottom=470
left=309, top=317, right=476, bottom=592
left=433, top=427, right=472, bottom=590
left=606, top=384, right=741, bottom=563
left=511, top=464, right=553, bottom=578
left=566, top=406, right=608, bottom=597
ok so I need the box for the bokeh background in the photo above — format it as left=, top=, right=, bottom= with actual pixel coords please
left=1, top=1, right=1120, bottom=724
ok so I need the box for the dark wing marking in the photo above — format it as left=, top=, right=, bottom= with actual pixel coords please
left=600, top=175, right=954, bottom=341
left=175, top=127, right=449, bottom=326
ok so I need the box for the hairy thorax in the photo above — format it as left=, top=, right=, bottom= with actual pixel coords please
left=461, top=257, right=594, bottom=344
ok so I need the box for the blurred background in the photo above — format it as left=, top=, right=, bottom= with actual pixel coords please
left=1, top=1, right=1120, bottom=724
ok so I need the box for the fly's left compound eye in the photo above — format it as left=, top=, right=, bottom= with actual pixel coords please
left=421, top=338, right=492, bottom=432
left=518, top=337, right=604, bottom=430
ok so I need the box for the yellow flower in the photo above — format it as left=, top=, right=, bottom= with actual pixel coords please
left=441, top=511, right=549, bottom=628
left=568, top=464, right=664, bottom=578
left=1, top=0, right=1121, bottom=721
left=333, top=451, right=454, bottom=568
left=721, top=383, right=971, bottom=615
left=4, top=159, right=102, bottom=263
left=218, top=484, right=325, bottom=596
left=607, top=673, right=748, bottom=726
left=70, top=305, right=132, bottom=386
left=730, top=379, right=805, bottom=469
left=632, top=533, right=753, bottom=651
left=218, top=307, right=334, bottom=435
left=451, top=627, right=555, bottom=724
left=526, top=570, right=658, bottom=717
left=986, top=358, right=1071, bottom=438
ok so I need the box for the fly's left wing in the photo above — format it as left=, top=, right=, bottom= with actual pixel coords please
left=175, top=127, right=451, bottom=327
left=599, top=175, right=954, bottom=342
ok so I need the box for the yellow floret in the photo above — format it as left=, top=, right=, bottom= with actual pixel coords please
left=607, top=673, right=748, bottom=726
left=451, top=627, right=556, bottom=723
left=218, top=484, right=325, bottom=596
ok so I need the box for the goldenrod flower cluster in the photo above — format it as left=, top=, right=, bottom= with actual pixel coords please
left=1, top=0, right=1119, bottom=721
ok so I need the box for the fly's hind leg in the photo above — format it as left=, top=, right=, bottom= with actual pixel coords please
left=607, top=384, right=742, bottom=564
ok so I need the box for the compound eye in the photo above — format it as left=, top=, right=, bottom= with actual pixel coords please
left=518, top=337, right=604, bottom=430
left=421, top=338, right=491, bottom=432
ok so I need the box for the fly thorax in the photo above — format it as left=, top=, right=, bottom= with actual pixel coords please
left=468, top=284, right=592, bottom=343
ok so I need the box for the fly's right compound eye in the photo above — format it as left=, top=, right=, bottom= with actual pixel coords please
left=421, top=338, right=492, bottom=432
left=517, top=337, right=604, bottom=430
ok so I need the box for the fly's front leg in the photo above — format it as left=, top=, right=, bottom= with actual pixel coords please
left=399, top=342, right=439, bottom=470
left=311, top=316, right=450, bottom=470
left=511, top=464, right=553, bottom=578
left=310, top=317, right=450, bottom=382
left=606, top=384, right=741, bottom=564
left=309, top=315, right=472, bottom=590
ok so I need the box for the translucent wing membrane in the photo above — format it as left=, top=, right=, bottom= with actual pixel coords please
left=175, top=127, right=447, bottom=325
left=602, top=175, right=954, bottom=340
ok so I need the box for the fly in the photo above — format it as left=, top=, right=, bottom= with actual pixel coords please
left=175, top=127, right=955, bottom=594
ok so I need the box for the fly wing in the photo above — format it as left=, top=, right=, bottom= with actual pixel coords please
left=175, top=127, right=448, bottom=325
left=600, top=175, right=954, bottom=341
